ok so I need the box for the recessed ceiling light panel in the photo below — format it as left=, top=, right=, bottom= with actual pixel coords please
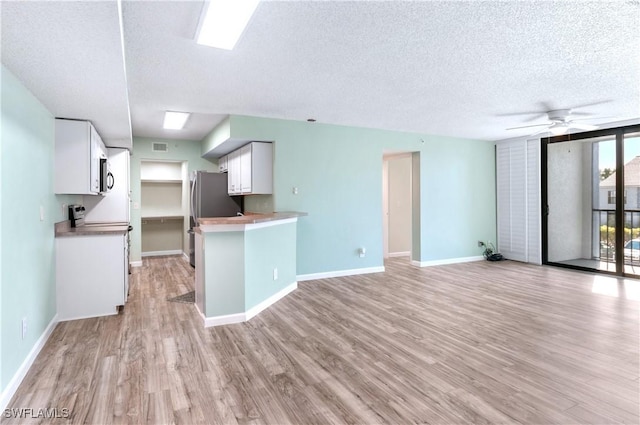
left=196, top=0, right=260, bottom=50
left=163, top=111, right=190, bottom=130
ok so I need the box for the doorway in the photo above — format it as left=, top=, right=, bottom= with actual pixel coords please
left=383, top=153, right=413, bottom=259
left=542, top=124, right=640, bottom=277
left=140, top=160, right=189, bottom=258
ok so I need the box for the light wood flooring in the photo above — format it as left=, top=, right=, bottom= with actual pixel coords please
left=3, top=256, right=639, bottom=424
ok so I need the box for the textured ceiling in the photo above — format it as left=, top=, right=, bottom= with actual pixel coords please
left=1, top=1, right=132, bottom=148
left=2, top=1, right=639, bottom=145
left=122, top=0, right=640, bottom=141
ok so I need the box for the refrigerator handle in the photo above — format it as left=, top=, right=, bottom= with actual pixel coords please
left=190, top=173, right=197, bottom=226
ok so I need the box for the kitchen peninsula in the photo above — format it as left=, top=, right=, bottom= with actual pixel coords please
left=194, top=212, right=306, bottom=327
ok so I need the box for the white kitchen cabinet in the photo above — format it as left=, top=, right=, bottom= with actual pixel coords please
left=226, top=142, right=272, bottom=195
left=227, top=150, right=242, bottom=195
left=240, top=144, right=252, bottom=193
left=83, top=148, right=130, bottom=223
left=218, top=155, right=228, bottom=173
left=55, top=118, right=107, bottom=195
left=56, top=233, right=127, bottom=321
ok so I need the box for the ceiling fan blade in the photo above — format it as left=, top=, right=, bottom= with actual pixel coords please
left=506, top=122, right=551, bottom=130
left=496, top=112, right=548, bottom=123
left=570, top=100, right=612, bottom=110
left=569, top=123, right=598, bottom=131
left=570, top=111, right=596, bottom=116
left=530, top=127, right=551, bottom=136
left=571, top=116, right=616, bottom=121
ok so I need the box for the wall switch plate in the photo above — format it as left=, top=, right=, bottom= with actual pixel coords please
left=273, top=268, right=278, bottom=280
left=22, top=317, right=27, bottom=339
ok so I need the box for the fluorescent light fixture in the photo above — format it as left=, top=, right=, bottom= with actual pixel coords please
left=196, top=0, right=260, bottom=50
left=163, top=111, right=190, bottom=130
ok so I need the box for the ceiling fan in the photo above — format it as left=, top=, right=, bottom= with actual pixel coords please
left=507, top=109, right=602, bottom=136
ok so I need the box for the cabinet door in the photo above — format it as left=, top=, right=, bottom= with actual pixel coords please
left=240, top=145, right=252, bottom=193
left=89, top=125, right=101, bottom=193
left=56, top=234, right=125, bottom=321
left=227, top=153, right=235, bottom=194
left=219, top=155, right=228, bottom=173
left=229, top=151, right=242, bottom=195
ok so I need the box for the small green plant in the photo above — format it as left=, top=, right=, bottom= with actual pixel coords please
left=479, top=241, right=502, bottom=261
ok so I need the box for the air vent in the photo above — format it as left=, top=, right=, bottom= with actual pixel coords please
left=152, top=142, right=168, bottom=152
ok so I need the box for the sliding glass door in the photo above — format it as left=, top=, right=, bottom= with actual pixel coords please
left=543, top=125, right=640, bottom=277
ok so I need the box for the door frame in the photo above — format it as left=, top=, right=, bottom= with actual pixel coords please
left=541, top=123, right=640, bottom=277
left=382, top=152, right=414, bottom=260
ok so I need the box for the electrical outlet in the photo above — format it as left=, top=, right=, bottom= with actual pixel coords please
left=292, top=187, right=299, bottom=195
left=273, top=268, right=278, bottom=280
left=22, top=317, right=27, bottom=340
left=359, top=247, right=366, bottom=258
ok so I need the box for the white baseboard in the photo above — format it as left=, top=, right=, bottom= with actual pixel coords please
left=202, top=282, right=297, bottom=327
left=141, top=250, right=183, bottom=257
left=411, top=255, right=484, bottom=267
left=388, top=251, right=411, bottom=258
left=204, top=313, right=246, bottom=327
left=297, top=266, right=385, bottom=281
left=246, top=282, right=297, bottom=320
left=130, top=260, right=143, bottom=268
left=182, top=252, right=189, bottom=262
left=1, top=314, right=58, bottom=411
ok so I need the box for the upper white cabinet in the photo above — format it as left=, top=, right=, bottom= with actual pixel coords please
left=240, top=144, right=252, bottom=193
left=228, top=150, right=242, bottom=195
left=218, top=155, right=228, bottom=173
left=226, top=142, right=272, bottom=195
left=55, top=119, right=107, bottom=195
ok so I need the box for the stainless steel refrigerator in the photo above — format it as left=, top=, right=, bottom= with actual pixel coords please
left=188, top=171, right=242, bottom=266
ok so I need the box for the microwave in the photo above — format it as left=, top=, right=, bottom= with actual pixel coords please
left=99, top=157, right=114, bottom=193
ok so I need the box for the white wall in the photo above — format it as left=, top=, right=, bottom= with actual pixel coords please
left=547, top=141, right=591, bottom=262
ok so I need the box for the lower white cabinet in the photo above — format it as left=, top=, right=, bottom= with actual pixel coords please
left=56, top=233, right=128, bottom=321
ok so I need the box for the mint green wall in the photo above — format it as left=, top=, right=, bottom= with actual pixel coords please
left=204, top=231, right=245, bottom=316
left=1, top=65, right=79, bottom=391
left=201, top=117, right=230, bottom=155
left=244, top=221, right=296, bottom=310
left=202, top=221, right=297, bottom=317
left=130, top=137, right=217, bottom=262
left=232, top=115, right=496, bottom=274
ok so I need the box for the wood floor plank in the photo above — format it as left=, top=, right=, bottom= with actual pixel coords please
left=1, top=256, right=638, bottom=424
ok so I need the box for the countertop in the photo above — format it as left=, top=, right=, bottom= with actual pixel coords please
left=55, top=221, right=129, bottom=237
left=196, top=212, right=307, bottom=226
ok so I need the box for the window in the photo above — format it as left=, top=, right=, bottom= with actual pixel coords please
left=608, top=190, right=627, bottom=205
